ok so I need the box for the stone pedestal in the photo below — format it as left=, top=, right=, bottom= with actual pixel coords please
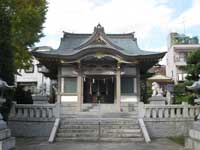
left=185, top=121, right=200, bottom=150
left=148, top=96, right=166, bottom=105
left=0, top=114, right=15, bottom=150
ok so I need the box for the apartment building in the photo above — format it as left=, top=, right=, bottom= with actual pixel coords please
left=166, top=33, right=200, bottom=84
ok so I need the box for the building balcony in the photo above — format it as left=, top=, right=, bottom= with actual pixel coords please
left=175, top=61, right=187, bottom=66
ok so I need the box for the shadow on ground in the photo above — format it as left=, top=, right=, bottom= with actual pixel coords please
left=15, top=138, right=185, bottom=150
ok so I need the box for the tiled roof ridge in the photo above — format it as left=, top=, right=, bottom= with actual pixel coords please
left=63, top=32, right=136, bottom=39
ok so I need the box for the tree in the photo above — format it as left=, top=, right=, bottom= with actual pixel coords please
left=0, top=0, right=47, bottom=73
left=0, top=0, right=14, bottom=85
left=186, top=48, right=200, bottom=81
left=11, top=0, right=48, bottom=69
left=0, top=0, right=47, bottom=120
left=174, top=48, right=200, bottom=104
left=0, top=0, right=47, bottom=81
left=174, top=81, right=195, bottom=104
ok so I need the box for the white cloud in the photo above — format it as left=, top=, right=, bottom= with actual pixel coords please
left=38, top=0, right=174, bottom=48
left=37, top=0, right=200, bottom=54
left=170, top=0, right=200, bottom=32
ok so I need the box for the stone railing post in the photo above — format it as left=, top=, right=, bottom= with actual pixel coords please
left=9, top=103, right=58, bottom=120
left=182, top=102, right=189, bottom=118
left=9, top=102, right=16, bottom=118
left=55, top=102, right=60, bottom=118
left=138, top=102, right=145, bottom=118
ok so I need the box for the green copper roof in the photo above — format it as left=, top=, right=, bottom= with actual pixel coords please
left=33, top=24, right=164, bottom=59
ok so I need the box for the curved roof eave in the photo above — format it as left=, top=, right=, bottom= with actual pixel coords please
left=32, top=47, right=166, bottom=62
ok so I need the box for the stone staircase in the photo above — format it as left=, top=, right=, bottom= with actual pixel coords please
left=56, top=112, right=144, bottom=142
left=82, top=104, right=99, bottom=112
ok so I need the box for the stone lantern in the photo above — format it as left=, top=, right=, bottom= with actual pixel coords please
left=0, top=79, right=15, bottom=150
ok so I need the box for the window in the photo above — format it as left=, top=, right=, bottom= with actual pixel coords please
left=178, top=73, right=187, bottom=81
left=63, top=77, right=77, bottom=93
left=25, top=64, right=34, bottom=73
left=121, top=77, right=134, bottom=95
left=178, top=74, right=183, bottom=81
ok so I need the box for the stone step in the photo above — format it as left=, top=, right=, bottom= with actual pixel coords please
left=57, top=132, right=98, bottom=137
left=55, top=111, right=144, bottom=143
left=60, top=116, right=139, bottom=119
left=60, top=122, right=138, bottom=126
left=57, top=128, right=142, bottom=138
left=60, top=112, right=138, bottom=118
left=82, top=104, right=99, bottom=112
left=101, top=133, right=142, bottom=138
left=101, top=129, right=141, bottom=133
left=100, top=137, right=144, bottom=142
left=56, top=137, right=99, bottom=142
left=59, top=124, right=140, bottom=129
left=60, top=119, right=138, bottom=125
left=100, top=124, right=140, bottom=129
left=56, top=137, right=144, bottom=142
left=100, top=120, right=138, bottom=124
left=59, top=125, right=99, bottom=129
left=58, top=128, right=141, bottom=133
left=57, top=129, right=98, bottom=133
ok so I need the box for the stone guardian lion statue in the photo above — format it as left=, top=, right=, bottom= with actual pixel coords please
left=152, top=82, right=163, bottom=96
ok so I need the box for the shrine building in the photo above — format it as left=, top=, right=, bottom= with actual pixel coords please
left=32, top=24, right=165, bottom=113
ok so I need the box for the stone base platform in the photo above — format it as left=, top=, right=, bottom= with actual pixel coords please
left=148, top=96, right=166, bottom=105
left=0, top=137, right=15, bottom=150
left=185, top=122, right=200, bottom=150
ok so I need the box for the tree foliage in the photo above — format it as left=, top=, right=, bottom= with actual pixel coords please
left=11, top=0, right=47, bottom=69
left=174, top=81, right=195, bottom=104
left=174, top=48, right=200, bottom=104
left=0, top=0, right=14, bottom=84
left=0, top=0, right=47, bottom=120
left=0, top=0, right=47, bottom=82
left=186, top=48, right=200, bottom=81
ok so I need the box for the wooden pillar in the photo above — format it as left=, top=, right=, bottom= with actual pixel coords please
left=77, top=73, right=82, bottom=112
left=116, top=64, right=121, bottom=112
left=57, top=67, right=61, bottom=118
left=136, top=66, right=141, bottom=102
left=77, top=63, right=82, bottom=112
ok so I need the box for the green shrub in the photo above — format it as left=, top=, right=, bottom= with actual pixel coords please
left=174, top=81, right=196, bottom=104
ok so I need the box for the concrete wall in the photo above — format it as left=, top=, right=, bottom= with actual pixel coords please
left=8, top=120, right=54, bottom=137
left=144, top=118, right=193, bottom=138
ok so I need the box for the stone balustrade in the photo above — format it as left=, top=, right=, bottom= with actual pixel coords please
left=9, top=103, right=58, bottom=121
left=139, top=102, right=200, bottom=119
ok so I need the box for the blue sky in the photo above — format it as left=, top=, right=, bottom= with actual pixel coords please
left=36, top=0, right=200, bottom=64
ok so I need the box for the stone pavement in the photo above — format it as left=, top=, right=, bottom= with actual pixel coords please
left=15, top=138, right=185, bottom=150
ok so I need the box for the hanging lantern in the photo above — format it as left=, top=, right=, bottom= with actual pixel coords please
left=97, top=80, right=100, bottom=96
left=89, top=78, right=92, bottom=95
left=93, top=78, right=95, bottom=84
left=106, top=79, right=108, bottom=95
